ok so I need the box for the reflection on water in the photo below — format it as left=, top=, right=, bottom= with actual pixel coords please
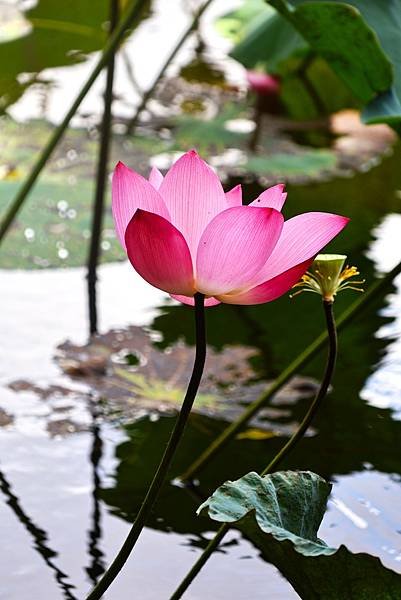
left=324, top=470, right=401, bottom=569
left=0, top=146, right=401, bottom=597
left=0, top=468, right=77, bottom=600
left=85, top=407, right=106, bottom=586
left=362, top=213, right=401, bottom=418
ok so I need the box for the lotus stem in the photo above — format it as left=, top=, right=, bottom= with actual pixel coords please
left=261, top=300, right=336, bottom=474
left=179, top=258, right=401, bottom=482
left=0, top=0, right=149, bottom=246
left=87, top=0, right=119, bottom=336
left=169, top=299, right=338, bottom=600
left=85, top=293, right=206, bottom=599
left=248, top=97, right=264, bottom=152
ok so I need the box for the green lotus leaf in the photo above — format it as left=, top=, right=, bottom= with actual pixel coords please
left=199, top=471, right=401, bottom=599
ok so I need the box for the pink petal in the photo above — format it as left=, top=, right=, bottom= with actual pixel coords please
left=170, top=294, right=221, bottom=307
left=148, top=166, right=164, bottom=190
left=196, top=206, right=284, bottom=296
left=125, top=210, right=194, bottom=295
left=250, top=184, right=286, bottom=212
left=158, top=150, right=227, bottom=260
left=250, top=212, right=349, bottom=286
left=112, top=162, right=170, bottom=249
left=225, top=184, right=242, bottom=207
left=218, top=259, right=312, bottom=305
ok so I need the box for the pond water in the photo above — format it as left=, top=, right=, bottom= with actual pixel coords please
left=1, top=142, right=401, bottom=599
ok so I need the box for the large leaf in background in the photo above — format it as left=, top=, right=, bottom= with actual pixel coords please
left=230, top=9, right=306, bottom=73
left=227, top=5, right=358, bottom=118
left=346, top=0, right=401, bottom=124
left=0, top=0, right=150, bottom=112
left=268, top=0, right=401, bottom=126
left=228, top=0, right=401, bottom=124
left=0, top=0, right=107, bottom=111
left=215, top=0, right=272, bottom=43
left=199, top=471, right=401, bottom=599
left=269, top=1, right=392, bottom=102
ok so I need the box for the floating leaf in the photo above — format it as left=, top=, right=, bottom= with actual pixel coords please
left=199, top=471, right=401, bottom=598
left=236, top=428, right=277, bottom=440
left=244, top=149, right=336, bottom=177
left=172, top=104, right=247, bottom=154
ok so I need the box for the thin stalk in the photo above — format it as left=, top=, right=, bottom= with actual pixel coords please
left=180, top=258, right=401, bottom=482
left=170, top=300, right=337, bottom=600
left=248, top=97, right=264, bottom=152
left=297, top=54, right=327, bottom=117
left=122, top=48, right=142, bottom=94
left=262, top=300, right=336, bottom=474
left=126, top=0, right=214, bottom=135
left=86, top=293, right=206, bottom=599
left=0, top=0, right=149, bottom=246
left=87, top=0, right=118, bottom=336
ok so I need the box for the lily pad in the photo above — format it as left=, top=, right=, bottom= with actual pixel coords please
left=54, top=326, right=319, bottom=423
left=172, top=105, right=247, bottom=154
left=9, top=325, right=319, bottom=428
left=244, top=149, right=336, bottom=177
left=199, top=471, right=401, bottom=598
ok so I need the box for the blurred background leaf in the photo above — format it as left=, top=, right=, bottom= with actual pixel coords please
left=220, top=0, right=401, bottom=126
left=0, top=0, right=151, bottom=113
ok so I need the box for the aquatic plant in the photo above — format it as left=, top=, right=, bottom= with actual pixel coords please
left=85, top=151, right=348, bottom=598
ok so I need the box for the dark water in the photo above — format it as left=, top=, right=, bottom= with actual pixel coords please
left=1, top=144, right=401, bottom=599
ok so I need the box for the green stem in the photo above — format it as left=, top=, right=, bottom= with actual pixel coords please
left=248, top=97, right=264, bottom=153
left=170, top=300, right=337, bottom=600
left=85, top=293, right=206, bottom=599
left=87, top=0, right=119, bottom=336
left=126, top=0, right=214, bottom=135
left=262, top=300, right=336, bottom=474
left=180, top=258, right=401, bottom=482
left=0, top=0, right=149, bottom=246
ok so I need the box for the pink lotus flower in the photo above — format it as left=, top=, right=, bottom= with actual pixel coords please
left=112, top=150, right=349, bottom=307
